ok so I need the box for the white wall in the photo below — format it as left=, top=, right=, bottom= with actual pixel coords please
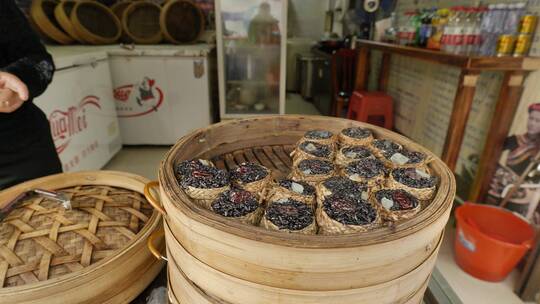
left=288, top=0, right=330, bottom=39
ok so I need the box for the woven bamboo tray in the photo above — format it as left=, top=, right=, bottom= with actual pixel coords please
left=0, top=171, right=164, bottom=304
left=70, top=1, right=121, bottom=44
left=30, top=0, right=74, bottom=45
left=54, top=0, right=84, bottom=43
left=160, top=0, right=205, bottom=44
left=147, top=115, right=455, bottom=302
left=122, top=1, right=162, bottom=44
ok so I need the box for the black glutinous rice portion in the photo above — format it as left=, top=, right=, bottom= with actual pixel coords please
left=278, top=179, right=315, bottom=195
left=341, top=127, right=372, bottom=139
left=383, top=149, right=426, bottom=164
left=345, top=158, right=385, bottom=179
left=211, top=189, right=259, bottom=217
left=322, top=176, right=367, bottom=197
left=298, top=159, right=334, bottom=175
left=176, top=159, right=213, bottom=176
left=265, top=199, right=314, bottom=231
left=304, top=129, right=333, bottom=139
left=299, top=141, right=332, bottom=158
left=323, top=194, right=377, bottom=226
left=230, top=162, right=269, bottom=184
left=375, top=189, right=419, bottom=211
left=180, top=166, right=230, bottom=189
left=342, top=146, right=373, bottom=160
left=392, top=168, right=437, bottom=189
left=372, top=139, right=401, bottom=153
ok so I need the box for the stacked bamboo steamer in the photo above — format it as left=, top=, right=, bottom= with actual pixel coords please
left=0, top=171, right=164, bottom=304
left=145, top=115, right=455, bottom=304
left=29, top=0, right=205, bottom=45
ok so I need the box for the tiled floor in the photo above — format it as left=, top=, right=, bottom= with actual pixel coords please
left=285, top=93, right=321, bottom=115
left=103, top=146, right=170, bottom=180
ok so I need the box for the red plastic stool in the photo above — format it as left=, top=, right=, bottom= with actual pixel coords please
left=346, top=91, right=393, bottom=129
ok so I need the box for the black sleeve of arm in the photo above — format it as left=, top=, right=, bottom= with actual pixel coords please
left=0, top=0, right=55, bottom=99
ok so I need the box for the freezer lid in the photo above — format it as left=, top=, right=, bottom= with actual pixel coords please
left=47, top=45, right=112, bottom=69
left=106, top=44, right=215, bottom=57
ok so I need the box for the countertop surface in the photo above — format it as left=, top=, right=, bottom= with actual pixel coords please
left=46, top=44, right=216, bottom=69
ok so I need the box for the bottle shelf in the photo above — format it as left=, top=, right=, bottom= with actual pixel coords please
left=357, top=40, right=540, bottom=71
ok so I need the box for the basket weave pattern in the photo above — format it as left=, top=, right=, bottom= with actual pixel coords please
left=0, top=185, right=153, bottom=287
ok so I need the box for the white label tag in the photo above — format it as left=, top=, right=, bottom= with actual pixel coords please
left=199, top=159, right=212, bottom=166
left=415, top=169, right=430, bottom=179
left=381, top=197, right=394, bottom=210
left=390, top=153, right=410, bottom=165
left=361, top=191, right=369, bottom=200
left=291, top=182, right=304, bottom=194
left=302, top=169, right=312, bottom=175
left=345, top=151, right=357, bottom=158
left=350, top=174, right=360, bottom=180
left=305, top=143, right=317, bottom=152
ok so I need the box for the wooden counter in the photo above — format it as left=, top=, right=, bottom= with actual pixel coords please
left=355, top=39, right=540, bottom=203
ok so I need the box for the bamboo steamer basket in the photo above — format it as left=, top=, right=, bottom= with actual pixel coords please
left=122, top=1, right=163, bottom=44
left=145, top=116, right=454, bottom=297
left=166, top=264, right=430, bottom=304
left=110, top=1, right=133, bottom=43
left=70, top=1, right=122, bottom=44
left=54, top=0, right=84, bottom=43
left=30, top=0, right=74, bottom=45
left=0, top=171, right=164, bottom=304
left=160, top=0, right=205, bottom=44
left=159, top=219, right=441, bottom=304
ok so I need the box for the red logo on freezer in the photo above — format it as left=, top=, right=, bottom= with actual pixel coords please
left=49, top=96, right=101, bottom=154
left=113, top=77, right=164, bottom=118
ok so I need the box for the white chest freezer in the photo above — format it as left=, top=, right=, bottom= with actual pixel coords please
left=34, top=47, right=122, bottom=172
left=108, top=45, right=214, bottom=145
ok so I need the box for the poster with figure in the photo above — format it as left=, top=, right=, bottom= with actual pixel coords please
left=485, top=71, right=540, bottom=224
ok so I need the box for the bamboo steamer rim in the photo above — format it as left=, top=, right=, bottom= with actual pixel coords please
left=0, top=170, right=161, bottom=294
left=70, top=1, right=122, bottom=45
left=30, top=0, right=74, bottom=44
left=159, top=115, right=455, bottom=249
left=122, top=1, right=163, bottom=44
left=164, top=219, right=443, bottom=303
left=167, top=264, right=430, bottom=304
left=160, top=0, right=205, bottom=44
left=54, top=0, right=85, bottom=43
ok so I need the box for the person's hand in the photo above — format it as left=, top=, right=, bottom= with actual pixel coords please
left=0, top=72, right=28, bottom=113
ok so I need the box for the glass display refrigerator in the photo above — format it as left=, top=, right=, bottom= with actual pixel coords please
left=216, top=0, right=288, bottom=118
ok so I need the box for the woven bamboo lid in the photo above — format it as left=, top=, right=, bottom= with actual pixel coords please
left=160, top=0, right=205, bottom=44
left=54, top=0, right=84, bottom=43
left=111, top=1, right=133, bottom=43
left=70, top=1, right=121, bottom=44
left=0, top=171, right=163, bottom=303
left=122, top=1, right=162, bottom=44
left=30, top=0, right=74, bottom=44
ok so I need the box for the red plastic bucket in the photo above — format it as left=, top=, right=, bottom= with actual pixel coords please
left=454, top=203, right=535, bottom=282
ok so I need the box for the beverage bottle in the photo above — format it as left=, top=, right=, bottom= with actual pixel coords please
left=397, top=12, right=409, bottom=46
left=453, top=7, right=466, bottom=55
left=385, top=12, right=399, bottom=43
left=429, top=8, right=449, bottom=50
left=442, top=7, right=457, bottom=53
left=463, top=7, right=475, bottom=55
left=418, top=9, right=433, bottom=47
left=410, top=11, right=421, bottom=46
left=514, top=5, right=537, bottom=57
left=497, top=3, right=521, bottom=56
left=471, top=7, right=486, bottom=56
left=481, top=4, right=507, bottom=56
